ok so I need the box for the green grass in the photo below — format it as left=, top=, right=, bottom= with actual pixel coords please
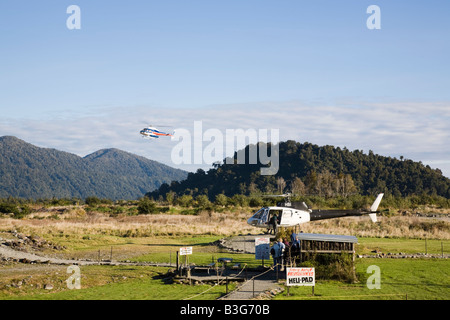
left=2, top=235, right=449, bottom=300
left=357, top=237, right=449, bottom=255
left=276, top=258, right=450, bottom=300
left=5, top=258, right=447, bottom=300
left=1, top=265, right=233, bottom=300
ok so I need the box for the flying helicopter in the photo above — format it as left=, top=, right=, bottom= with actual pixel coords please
left=247, top=193, right=384, bottom=234
left=140, top=125, right=174, bottom=139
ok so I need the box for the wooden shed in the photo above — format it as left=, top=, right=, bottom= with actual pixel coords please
left=286, top=233, right=358, bottom=265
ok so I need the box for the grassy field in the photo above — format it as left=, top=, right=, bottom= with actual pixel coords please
left=1, top=234, right=449, bottom=300
left=0, top=205, right=449, bottom=300
left=0, top=265, right=231, bottom=300
left=277, top=258, right=449, bottom=300
left=357, top=237, right=448, bottom=255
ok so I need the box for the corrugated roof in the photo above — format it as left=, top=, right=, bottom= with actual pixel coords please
left=295, top=233, right=358, bottom=243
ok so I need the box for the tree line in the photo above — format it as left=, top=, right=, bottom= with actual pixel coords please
left=1, top=192, right=449, bottom=219
left=147, top=140, right=450, bottom=200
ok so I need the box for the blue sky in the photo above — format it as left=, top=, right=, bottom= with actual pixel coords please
left=1, top=1, right=449, bottom=177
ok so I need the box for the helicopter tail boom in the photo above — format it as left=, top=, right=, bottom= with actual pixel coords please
left=310, top=193, right=384, bottom=223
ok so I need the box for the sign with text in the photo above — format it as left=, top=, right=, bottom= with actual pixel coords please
left=255, top=237, right=270, bottom=260
left=286, top=267, right=315, bottom=286
left=179, top=247, right=193, bottom=255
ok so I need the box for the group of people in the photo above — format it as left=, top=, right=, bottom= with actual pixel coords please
left=270, top=231, right=302, bottom=271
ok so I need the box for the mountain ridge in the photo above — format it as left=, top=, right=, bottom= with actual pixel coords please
left=147, top=140, right=450, bottom=200
left=0, top=136, right=187, bottom=200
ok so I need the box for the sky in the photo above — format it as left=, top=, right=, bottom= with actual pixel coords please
left=1, top=1, right=449, bottom=178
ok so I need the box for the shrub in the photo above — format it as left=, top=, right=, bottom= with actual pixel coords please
left=137, top=197, right=158, bottom=214
left=0, top=203, right=31, bottom=219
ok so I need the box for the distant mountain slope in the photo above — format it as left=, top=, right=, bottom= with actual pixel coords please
left=0, top=136, right=187, bottom=199
left=148, top=140, right=450, bottom=199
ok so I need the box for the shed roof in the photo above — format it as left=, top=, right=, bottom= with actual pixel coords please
left=295, top=233, right=358, bottom=243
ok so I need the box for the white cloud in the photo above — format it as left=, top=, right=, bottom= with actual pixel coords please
left=1, top=100, right=449, bottom=177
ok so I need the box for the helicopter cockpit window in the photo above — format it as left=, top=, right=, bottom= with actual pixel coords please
left=252, top=208, right=267, bottom=219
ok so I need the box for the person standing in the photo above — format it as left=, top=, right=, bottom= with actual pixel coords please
left=269, top=214, right=277, bottom=235
left=271, top=238, right=285, bottom=272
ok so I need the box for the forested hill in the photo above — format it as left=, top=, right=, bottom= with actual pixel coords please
left=0, top=136, right=187, bottom=199
left=147, top=140, right=450, bottom=199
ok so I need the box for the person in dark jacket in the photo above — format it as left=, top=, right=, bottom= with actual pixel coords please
left=269, top=214, right=278, bottom=235
left=271, top=238, right=285, bottom=271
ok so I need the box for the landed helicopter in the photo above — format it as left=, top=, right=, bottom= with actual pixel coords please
left=140, top=125, right=174, bottom=139
left=247, top=193, right=384, bottom=234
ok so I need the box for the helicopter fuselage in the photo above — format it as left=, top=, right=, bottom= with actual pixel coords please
left=247, top=193, right=384, bottom=230
left=247, top=206, right=311, bottom=229
left=140, top=127, right=173, bottom=139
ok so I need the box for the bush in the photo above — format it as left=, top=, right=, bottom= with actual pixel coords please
left=0, top=202, right=18, bottom=214
left=214, top=194, right=228, bottom=207
left=85, top=196, right=113, bottom=206
left=195, top=194, right=211, bottom=208
left=137, top=197, right=158, bottom=214
left=300, top=253, right=356, bottom=283
left=0, top=202, right=31, bottom=219
left=177, top=195, right=194, bottom=207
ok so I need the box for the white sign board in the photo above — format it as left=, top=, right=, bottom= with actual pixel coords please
left=286, top=267, right=315, bottom=286
left=179, top=247, right=193, bottom=255
left=255, top=237, right=270, bottom=260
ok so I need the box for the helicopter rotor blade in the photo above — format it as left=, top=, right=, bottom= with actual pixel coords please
left=262, top=193, right=292, bottom=198
left=141, top=121, right=173, bottom=128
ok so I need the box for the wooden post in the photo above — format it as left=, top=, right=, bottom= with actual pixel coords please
left=176, top=251, right=179, bottom=275
left=245, top=264, right=248, bottom=280
left=252, top=278, right=255, bottom=298
left=110, top=246, right=113, bottom=261
left=352, top=243, right=356, bottom=282
left=226, top=276, right=228, bottom=294
left=187, top=264, right=191, bottom=285
left=216, top=262, right=219, bottom=285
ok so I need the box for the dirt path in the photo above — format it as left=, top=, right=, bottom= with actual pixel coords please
left=0, top=244, right=100, bottom=265
left=0, top=244, right=177, bottom=267
left=0, top=234, right=274, bottom=268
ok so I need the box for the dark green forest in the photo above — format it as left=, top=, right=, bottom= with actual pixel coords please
left=148, top=140, right=450, bottom=200
left=0, top=136, right=187, bottom=199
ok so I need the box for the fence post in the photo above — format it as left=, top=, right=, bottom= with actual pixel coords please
left=226, top=276, right=228, bottom=294
left=253, top=278, right=255, bottom=298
